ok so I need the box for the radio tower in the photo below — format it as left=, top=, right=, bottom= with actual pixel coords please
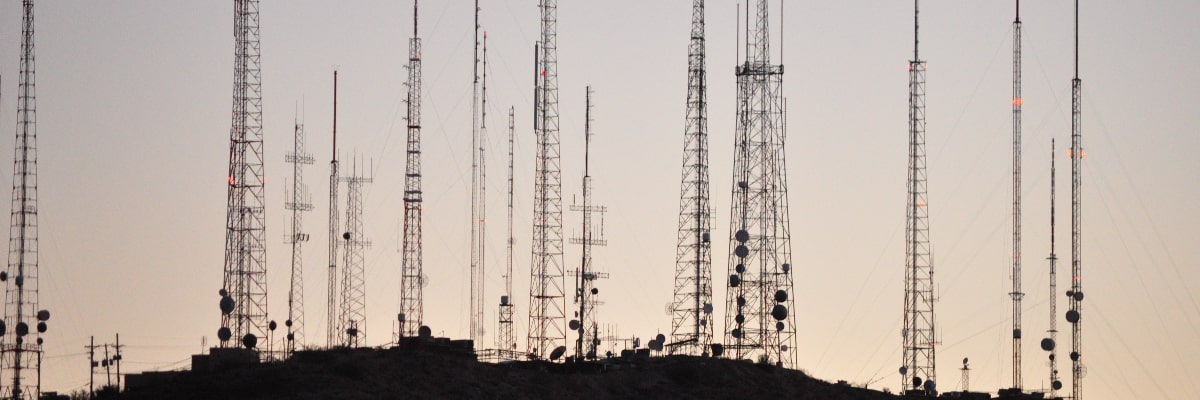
left=218, top=0, right=268, bottom=351
left=2, top=1, right=49, bottom=397
left=570, top=88, right=608, bottom=361
left=340, top=158, right=372, bottom=348
left=1067, top=0, right=1085, bottom=397
left=397, top=0, right=425, bottom=340
left=1043, top=139, right=1062, bottom=395
left=527, top=0, right=566, bottom=360
left=668, top=0, right=713, bottom=357
left=723, top=0, right=796, bottom=369
left=496, top=107, right=517, bottom=355
left=1009, top=0, right=1025, bottom=391
left=901, top=0, right=937, bottom=394
left=326, top=71, right=341, bottom=347
left=285, top=116, right=314, bottom=353
left=469, top=0, right=486, bottom=347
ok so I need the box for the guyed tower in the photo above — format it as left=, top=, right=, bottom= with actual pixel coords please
left=398, top=0, right=426, bottom=339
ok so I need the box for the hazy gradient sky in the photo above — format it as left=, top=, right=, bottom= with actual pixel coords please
left=0, top=0, right=1197, bottom=398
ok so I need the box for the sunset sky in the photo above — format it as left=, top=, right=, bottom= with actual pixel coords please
left=0, top=0, right=1196, bottom=398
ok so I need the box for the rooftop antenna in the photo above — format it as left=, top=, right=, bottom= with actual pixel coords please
left=1042, top=139, right=1063, bottom=395
left=326, top=70, right=341, bottom=348
left=218, top=0, right=269, bottom=355
left=570, top=88, right=608, bottom=361
left=2, top=1, right=52, bottom=397
left=285, top=109, right=315, bottom=354
left=340, top=156, right=372, bottom=348
left=901, top=0, right=938, bottom=395
left=398, top=0, right=426, bottom=340
left=723, top=0, right=796, bottom=369
left=1009, top=0, right=1025, bottom=391
left=527, top=0, right=566, bottom=361
left=496, top=106, right=517, bottom=357
left=1067, top=0, right=1085, bottom=397
left=668, top=0, right=714, bottom=358
left=469, top=0, right=487, bottom=348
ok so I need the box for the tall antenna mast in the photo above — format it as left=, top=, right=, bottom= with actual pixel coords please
left=1009, top=0, right=1025, bottom=390
left=285, top=114, right=315, bottom=354
left=496, top=107, right=517, bottom=356
left=723, top=0, right=796, bottom=368
left=340, top=157, right=372, bottom=348
left=901, top=0, right=937, bottom=394
left=668, top=0, right=714, bottom=357
left=1067, top=0, right=1085, bottom=397
left=527, top=0, right=566, bottom=361
left=326, top=71, right=341, bottom=348
left=1043, top=139, right=1063, bottom=395
left=469, top=0, right=486, bottom=347
left=398, top=0, right=425, bottom=340
left=218, top=0, right=268, bottom=353
left=570, top=88, right=608, bottom=361
left=2, top=0, right=50, bottom=397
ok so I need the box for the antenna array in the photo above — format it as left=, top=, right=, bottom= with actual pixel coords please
left=285, top=117, right=315, bottom=353
left=570, top=88, right=608, bottom=361
left=398, top=0, right=426, bottom=340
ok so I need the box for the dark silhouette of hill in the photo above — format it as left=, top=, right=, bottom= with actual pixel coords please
left=121, top=347, right=901, bottom=400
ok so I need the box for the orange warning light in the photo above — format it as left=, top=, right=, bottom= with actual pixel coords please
left=1012, top=98, right=1024, bottom=106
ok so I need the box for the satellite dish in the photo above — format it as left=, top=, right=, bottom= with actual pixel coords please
left=1041, top=338, right=1055, bottom=351
left=591, top=288, right=599, bottom=295
left=703, top=303, right=713, bottom=314
left=711, top=343, right=724, bottom=357
left=1066, top=290, right=1075, bottom=297
left=912, top=376, right=922, bottom=388
left=242, top=333, right=258, bottom=349
left=418, top=325, right=432, bottom=338
left=735, top=314, right=745, bottom=324
left=735, top=230, right=750, bottom=243
left=899, top=366, right=908, bottom=375
left=731, top=328, right=742, bottom=339
left=217, top=327, right=232, bottom=341
left=781, top=263, right=791, bottom=273
left=771, top=304, right=789, bottom=321
left=36, top=322, right=46, bottom=333
left=776, top=322, right=785, bottom=331
left=1070, top=351, right=1079, bottom=361
left=569, top=320, right=581, bottom=331
left=218, top=288, right=228, bottom=297
left=656, top=333, right=666, bottom=343
left=729, top=274, right=740, bottom=288
left=962, top=357, right=969, bottom=366
left=398, top=313, right=406, bottom=322
left=285, top=319, right=293, bottom=327
left=269, top=320, right=278, bottom=331
left=1073, top=291, right=1084, bottom=301
left=343, top=232, right=352, bottom=240
left=738, top=181, right=748, bottom=189
left=735, top=263, right=746, bottom=274
left=0, top=271, right=6, bottom=281
left=1052, top=380, right=1063, bottom=390
left=36, top=337, right=43, bottom=346
left=287, top=333, right=295, bottom=341
left=774, top=290, right=788, bottom=303
left=736, top=296, right=746, bottom=307
left=14, top=275, right=23, bottom=287
left=36, top=310, right=49, bottom=322
left=924, top=380, right=936, bottom=392
left=734, top=245, right=749, bottom=259
left=1066, top=309, right=1080, bottom=323
left=700, top=319, right=708, bottom=327
left=549, top=346, right=568, bottom=361
left=15, top=322, right=28, bottom=337
left=219, top=296, right=236, bottom=315
left=633, top=337, right=641, bottom=348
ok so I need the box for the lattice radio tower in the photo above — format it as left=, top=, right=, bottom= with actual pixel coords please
left=469, top=5, right=487, bottom=346
left=527, top=0, right=566, bottom=360
left=397, top=0, right=425, bottom=340
left=1043, top=139, right=1063, bottom=395
left=496, top=106, right=517, bottom=355
left=901, top=0, right=937, bottom=394
left=2, top=1, right=49, bottom=397
left=285, top=115, right=314, bottom=353
left=723, top=0, right=797, bottom=369
left=668, top=0, right=714, bottom=357
left=1067, top=0, right=1085, bottom=397
left=570, top=88, right=608, bottom=361
left=340, top=158, right=372, bottom=348
left=218, top=0, right=268, bottom=352
left=1009, top=0, right=1025, bottom=390
left=326, top=71, right=341, bottom=347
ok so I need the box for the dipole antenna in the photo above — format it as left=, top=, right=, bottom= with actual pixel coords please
left=496, top=107, right=517, bottom=357
left=1043, top=139, right=1063, bottom=395
left=469, top=0, right=486, bottom=347
left=901, top=0, right=937, bottom=394
left=527, top=0, right=566, bottom=361
left=1067, top=0, right=1085, bottom=397
left=2, top=1, right=51, bottom=397
left=668, top=0, right=714, bottom=357
left=570, top=88, right=608, bottom=361
left=723, top=0, right=796, bottom=368
left=218, top=0, right=269, bottom=354
left=340, top=157, right=372, bottom=348
left=285, top=112, right=315, bottom=354
left=1009, top=0, right=1025, bottom=390
left=326, top=71, right=341, bottom=348
left=398, top=0, right=426, bottom=340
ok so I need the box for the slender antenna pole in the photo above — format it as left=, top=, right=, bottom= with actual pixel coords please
left=1010, top=0, right=1024, bottom=390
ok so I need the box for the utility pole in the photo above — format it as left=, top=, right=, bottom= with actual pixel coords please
left=87, top=337, right=96, bottom=399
